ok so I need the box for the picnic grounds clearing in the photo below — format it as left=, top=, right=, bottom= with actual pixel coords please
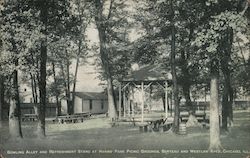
left=0, top=110, right=250, bottom=158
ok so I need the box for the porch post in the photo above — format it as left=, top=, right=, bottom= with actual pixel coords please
left=123, top=90, right=126, bottom=118
left=128, top=86, right=131, bottom=117
left=131, top=87, right=135, bottom=118
left=141, top=81, right=144, bottom=122
left=118, top=83, right=122, bottom=119
left=165, top=81, right=168, bottom=119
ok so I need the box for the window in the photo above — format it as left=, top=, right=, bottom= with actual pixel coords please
left=89, top=100, right=92, bottom=110
left=101, top=100, right=104, bottom=109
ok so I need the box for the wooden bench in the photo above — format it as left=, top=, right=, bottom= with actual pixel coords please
left=117, top=117, right=141, bottom=126
left=74, top=112, right=92, bottom=118
left=22, top=114, right=38, bottom=122
left=55, top=112, right=92, bottom=124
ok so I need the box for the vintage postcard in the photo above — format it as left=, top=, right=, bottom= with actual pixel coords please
left=0, top=0, right=249, bottom=158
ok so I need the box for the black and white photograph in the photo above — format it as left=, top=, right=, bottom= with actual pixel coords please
left=0, top=0, right=250, bottom=158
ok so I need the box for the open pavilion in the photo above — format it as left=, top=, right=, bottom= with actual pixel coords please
left=118, top=65, right=172, bottom=122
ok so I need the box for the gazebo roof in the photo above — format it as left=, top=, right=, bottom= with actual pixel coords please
left=121, top=65, right=172, bottom=85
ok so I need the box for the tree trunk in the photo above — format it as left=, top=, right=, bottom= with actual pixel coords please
left=37, top=0, right=48, bottom=138
left=221, top=69, right=233, bottom=130
left=9, top=69, right=23, bottom=139
left=71, top=45, right=80, bottom=115
left=209, top=59, right=222, bottom=150
left=52, top=60, right=61, bottom=116
left=220, top=27, right=234, bottom=130
left=0, top=75, right=4, bottom=127
left=60, top=63, right=71, bottom=115
left=228, top=85, right=233, bottom=126
left=221, top=82, right=228, bottom=131
left=180, top=50, right=193, bottom=115
left=33, top=77, right=38, bottom=103
left=170, top=91, right=173, bottom=116
left=183, top=84, right=193, bottom=114
left=181, top=24, right=194, bottom=115
left=94, top=0, right=117, bottom=120
left=31, top=73, right=35, bottom=103
left=30, top=50, right=39, bottom=104
left=30, top=74, right=38, bottom=115
left=72, top=0, right=86, bottom=112
left=107, top=77, right=117, bottom=120
left=162, top=93, right=165, bottom=111
left=170, top=3, right=179, bottom=132
left=37, top=41, right=47, bottom=138
left=66, top=51, right=72, bottom=114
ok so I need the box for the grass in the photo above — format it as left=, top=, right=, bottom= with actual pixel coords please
left=0, top=109, right=250, bottom=158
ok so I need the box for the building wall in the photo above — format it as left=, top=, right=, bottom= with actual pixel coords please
left=89, top=100, right=108, bottom=114
left=73, top=98, right=108, bottom=114
left=45, top=107, right=57, bottom=117
left=82, top=100, right=90, bottom=112
left=21, top=108, right=35, bottom=116
left=61, top=99, right=68, bottom=115
left=74, top=96, right=83, bottom=113
left=62, top=96, right=109, bottom=114
left=21, top=107, right=57, bottom=117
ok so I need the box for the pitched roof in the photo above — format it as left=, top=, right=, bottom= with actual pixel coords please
left=122, top=64, right=172, bottom=83
left=74, top=92, right=107, bottom=100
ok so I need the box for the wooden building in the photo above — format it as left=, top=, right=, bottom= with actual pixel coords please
left=61, top=92, right=108, bottom=115
left=20, top=103, right=57, bottom=117
left=1, top=103, right=58, bottom=119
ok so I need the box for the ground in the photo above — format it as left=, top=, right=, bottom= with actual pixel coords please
left=0, top=110, right=250, bottom=158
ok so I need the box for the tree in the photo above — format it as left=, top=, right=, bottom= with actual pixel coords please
left=193, top=0, right=248, bottom=150
left=93, top=0, right=132, bottom=120
left=168, top=0, right=180, bottom=132
left=0, top=75, right=3, bottom=127
left=45, top=0, right=89, bottom=116
left=34, top=0, right=80, bottom=134
left=209, top=58, right=222, bottom=150
left=0, top=30, right=3, bottom=128
left=0, top=0, right=41, bottom=138
left=36, top=0, right=48, bottom=138
left=220, top=28, right=234, bottom=131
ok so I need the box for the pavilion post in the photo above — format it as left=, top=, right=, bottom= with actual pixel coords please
left=128, top=86, right=131, bottom=117
left=131, top=87, right=135, bottom=118
left=165, top=81, right=168, bottom=119
left=141, top=81, right=144, bottom=122
left=123, top=90, right=126, bottom=118
left=128, top=99, right=131, bottom=117
left=118, top=84, right=122, bottom=119
left=171, top=89, right=174, bottom=116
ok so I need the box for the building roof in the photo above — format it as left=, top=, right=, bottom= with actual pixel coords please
left=74, top=92, right=107, bottom=100
left=121, top=64, right=172, bottom=84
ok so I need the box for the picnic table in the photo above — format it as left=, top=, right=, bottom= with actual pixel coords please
left=138, top=118, right=173, bottom=132
left=55, top=112, right=92, bottom=124
left=22, top=114, right=38, bottom=121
